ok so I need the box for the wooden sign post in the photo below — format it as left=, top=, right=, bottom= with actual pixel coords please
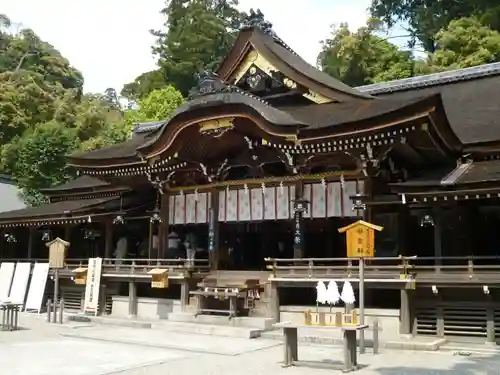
left=338, top=220, right=383, bottom=353
left=46, top=237, right=70, bottom=323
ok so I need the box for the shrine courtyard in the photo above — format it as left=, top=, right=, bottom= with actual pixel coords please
left=0, top=314, right=498, bottom=375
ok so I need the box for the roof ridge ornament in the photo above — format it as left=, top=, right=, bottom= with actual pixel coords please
left=187, top=69, right=274, bottom=107
left=241, top=9, right=298, bottom=56
left=188, top=70, right=233, bottom=99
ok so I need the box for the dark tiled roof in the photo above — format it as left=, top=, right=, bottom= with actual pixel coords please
left=133, top=121, right=166, bottom=134
left=391, top=160, right=500, bottom=190
left=364, top=74, right=500, bottom=144
left=0, top=196, right=118, bottom=222
left=41, top=176, right=110, bottom=192
left=282, top=94, right=432, bottom=130
left=358, top=62, right=500, bottom=94
left=70, top=131, right=153, bottom=160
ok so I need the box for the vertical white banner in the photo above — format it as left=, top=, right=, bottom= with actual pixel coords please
left=0, top=262, right=15, bottom=301
left=84, top=257, right=103, bottom=316
left=9, top=262, right=31, bottom=306
left=25, top=263, right=49, bottom=313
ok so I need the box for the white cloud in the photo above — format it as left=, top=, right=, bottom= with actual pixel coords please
left=3, top=0, right=370, bottom=94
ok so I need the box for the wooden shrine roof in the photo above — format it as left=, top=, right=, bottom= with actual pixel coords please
left=360, top=68, right=500, bottom=145
left=217, top=26, right=373, bottom=102
left=69, top=92, right=444, bottom=165
left=391, top=160, right=500, bottom=191
left=41, top=176, right=111, bottom=192
left=0, top=196, right=118, bottom=227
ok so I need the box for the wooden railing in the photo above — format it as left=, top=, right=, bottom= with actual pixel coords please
left=265, top=256, right=500, bottom=284
left=63, top=258, right=211, bottom=277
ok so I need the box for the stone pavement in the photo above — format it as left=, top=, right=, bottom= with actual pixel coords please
left=1, top=313, right=500, bottom=375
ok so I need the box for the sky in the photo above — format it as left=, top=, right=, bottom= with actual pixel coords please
left=3, top=0, right=373, bottom=94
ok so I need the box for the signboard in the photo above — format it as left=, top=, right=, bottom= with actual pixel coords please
left=9, top=262, right=31, bottom=306
left=293, top=211, right=303, bottom=248
left=338, top=220, right=383, bottom=258
left=25, top=263, right=49, bottom=313
left=208, top=207, right=216, bottom=253
left=0, top=262, right=15, bottom=301
left=83, top=257, right=103, bottom=315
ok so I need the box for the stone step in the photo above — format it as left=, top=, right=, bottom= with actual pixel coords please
left=167, top=312, right=276, bottom=330
left=67, top=314, right=262, bottom=339
left=152, top=321, right=262, bottom=339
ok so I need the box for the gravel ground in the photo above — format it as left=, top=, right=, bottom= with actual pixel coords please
left=1, top=313, right=500, bottom=375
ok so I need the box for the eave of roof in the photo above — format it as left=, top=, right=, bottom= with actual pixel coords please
left=0, top=196, right=119, bottom=227
left=358, top=62, right=500, bottom=95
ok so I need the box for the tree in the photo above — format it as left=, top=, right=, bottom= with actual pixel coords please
left=427, top=17, right=500, bottom=71
left=2, top=121, right=78, bottom=205
left=318, top=23, right=414, bottom=87
left=369, top=0, right=500, bottom=52
left=120, top=70, right=167, bottom=101
left=148, top=0, right=245, bottom=96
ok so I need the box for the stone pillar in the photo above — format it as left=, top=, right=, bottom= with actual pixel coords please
left=267, top=281, right=280, bottom=321
left=180, top=279, right=190, bottom=312
left=128, top=281, right=137, bottom=317
left=486, top=306, right=496, bottom=345
left=400, top=289, right=412, bottom=336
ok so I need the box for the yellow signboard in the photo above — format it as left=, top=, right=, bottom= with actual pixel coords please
left=338, top=220, right=383, bottom=258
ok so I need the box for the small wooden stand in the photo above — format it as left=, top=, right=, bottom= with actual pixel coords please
left=148, top=268, right=169, bottom=288
left=46, top=238, right=70, bottom=324
left=72, top=267, right=88, bottom=285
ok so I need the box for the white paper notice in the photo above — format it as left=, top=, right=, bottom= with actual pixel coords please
left=9, top=262, right=31, bottom=306
left=25, top=263, right=49, bottom=313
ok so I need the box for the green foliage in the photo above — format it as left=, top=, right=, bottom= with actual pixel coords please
left=318, top=23, right=414, bottom=86
left=134, top=86, right=185, bottom=121
left=122, top=0, right=244, bottom=99
left=0, top=15, right=138, bottom=205
left=369, top=0, right=500, bottom=52
left=2, top=122, right=78, bottom=206
left=428, top=17, right=500, bottom=70
left=120, top=70, right=167, bottom=101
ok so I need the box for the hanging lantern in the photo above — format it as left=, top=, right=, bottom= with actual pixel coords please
left=420, top=213, right=434, bottom=227
left=279, top=181, right=284, bottom=195
left=41, top=229, right=52, bottom=242
left=112, top=215, right=125, bottom=225
left=149, top=205, right=162, bottom=224
left=351, top=193, right=367, bottom=211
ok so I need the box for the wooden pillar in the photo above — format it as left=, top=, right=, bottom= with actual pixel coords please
left=104, top=221, right=113, bottom=259
left=148, top=220, right=153, bottom=259
left=159, top=193, right=170, bottom=259
left=208, top=190, right=220, bottom=270
left=433, top=207, right=443, bottom=265
left=27, top=228, right=34, bottom=259
left=400, top=289, right=413, bottom=336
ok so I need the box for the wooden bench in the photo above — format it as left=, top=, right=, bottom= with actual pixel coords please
left=274, top=322, right=369, bottom=372
left=191, top=279, right=262, bottom=318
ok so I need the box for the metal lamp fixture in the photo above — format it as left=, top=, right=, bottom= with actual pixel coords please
left=4, top=233, right=16, bottom=243
left=293, top=198, right=310, bottom=214
left=112, top=214, right=125, bottom=225
left=351, top=193, right=367, bottom=211
left=83, top=228, right=98, bottom=240
left=150, top=205, right=162, bottom=224
left=41, top=229, right=52, bottom=242
left=420, top=213, right=434, bottom=227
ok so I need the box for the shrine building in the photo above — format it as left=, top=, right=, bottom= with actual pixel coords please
left=1, top=11, right=500, bottom=343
